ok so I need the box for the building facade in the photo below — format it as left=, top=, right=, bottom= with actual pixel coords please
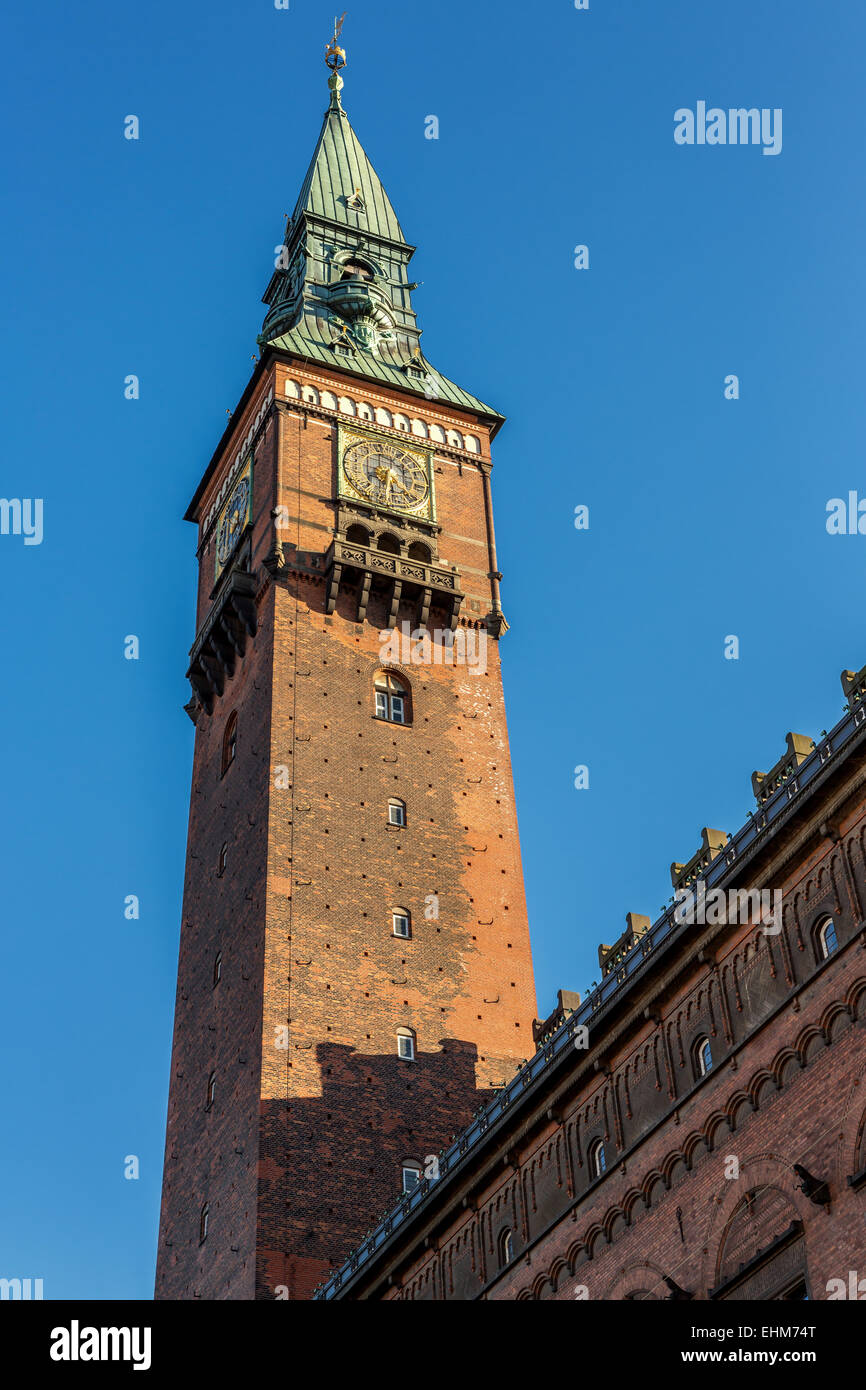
left=155, top=41, right=866, bottom=1306
left=317, top=664, right=866, bottom=1301
left=154, top=48, right=537, bottom=1301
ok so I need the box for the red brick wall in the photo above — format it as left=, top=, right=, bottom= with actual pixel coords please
left=156, top=358, right=538, bottom=1299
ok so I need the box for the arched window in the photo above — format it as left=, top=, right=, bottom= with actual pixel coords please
left=217, top=843, right=228, bottom=877
left=221, top=712, right=238, bottom=776
left=388, top=798, right=406, bottom=827
left=341, top=258, right=373, bottom=281
left=401, top=1161, right=422, bottom=1193
left=213, top=951, right=222, bottom=987
left=345, top=523, right=370, bottom=546
left=694, top=1036, right=713, bottom=1077
left=392, top=908, right=411, bottom=939
left=498, top=1228, right=514, bottom=1267
left=375, top=671, right=408, bottom=724
left=206, top=1072, right=216, bottom=1110
left=376, top=532, right=401, bottom=555
left=407, top=541, right=431, bottom=563
left=200, top=1203, right=210, bottom=1243
left=396, top=1027, right=415, bottom=1061
left=817, top=915, right=838, bottom=960
left=589, top=1138, right=606, bottom=1179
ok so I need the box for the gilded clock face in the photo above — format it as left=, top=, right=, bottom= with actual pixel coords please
left=343, top=438, right=429, bottom=514
left=216, top=474, right=250, bottom=567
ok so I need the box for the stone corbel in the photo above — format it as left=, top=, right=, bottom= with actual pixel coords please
left=325, top=563, right=343, bottom=615
left=386, top=579, right=403, bottom=630
left=418, top=585, right=432, bottom=628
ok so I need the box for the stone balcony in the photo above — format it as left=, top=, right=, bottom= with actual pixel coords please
left=186, top=569, right=258, bottom=715
left=323, top=538, right=465, bottom=629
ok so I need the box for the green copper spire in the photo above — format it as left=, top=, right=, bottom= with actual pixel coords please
left=257, top=20, right=502, bottom=422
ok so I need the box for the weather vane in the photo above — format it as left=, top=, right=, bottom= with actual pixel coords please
left=325, top=12, right=347, bottom=72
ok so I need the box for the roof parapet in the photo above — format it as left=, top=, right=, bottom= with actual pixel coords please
left=670, top=828, right=728, bottom=891
left=751, top=732, right=815, bottom=805
left=532, top=989, right=581, bottom=1045
left=598, top=913, right=651, bottom=977
left=841, top=664, right=866, bottom=711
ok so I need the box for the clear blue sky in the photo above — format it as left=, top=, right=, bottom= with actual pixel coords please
left=1, top=0, right=864, bottom=1299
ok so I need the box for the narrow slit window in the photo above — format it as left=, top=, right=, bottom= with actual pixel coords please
left=221, top=712, right=238, bottom=776
left=589, top=1139, right=606, bottom=1179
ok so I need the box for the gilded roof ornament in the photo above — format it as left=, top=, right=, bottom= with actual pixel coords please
left=326, top=13, right=347, bottom=109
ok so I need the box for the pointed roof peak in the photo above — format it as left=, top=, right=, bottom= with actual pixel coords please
left=285, top=13, right=405, bottom=243
left=256, top=19, right=504, bottom=424
left=289, top=101, right=406, bottom=246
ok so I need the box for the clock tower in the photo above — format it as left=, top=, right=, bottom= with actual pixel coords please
left=155, top=34, right=538, bottom=1301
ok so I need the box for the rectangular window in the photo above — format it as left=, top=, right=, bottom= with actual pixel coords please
left=375, top=691, right=388, bottom=718
left=388, top=803, right=405, bottom=826
left=393, top=914, right=410, bottom=938
left=390, top=695, right=405, bottom=723
left=398, top=1035, right=415, bottom=1060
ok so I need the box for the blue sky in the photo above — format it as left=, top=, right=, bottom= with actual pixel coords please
left=1, top=0, right=864, bottom=1299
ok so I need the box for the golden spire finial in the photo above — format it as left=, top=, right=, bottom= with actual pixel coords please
left=325, top=13, right=347, bottom=72
left=325, top=12, right=347, bottom=110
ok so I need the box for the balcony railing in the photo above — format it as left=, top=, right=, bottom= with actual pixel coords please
left=324, top=539, right=464, bottom=628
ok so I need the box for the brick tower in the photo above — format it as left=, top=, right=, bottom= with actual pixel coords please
left=155, top=36, right=537, bottom=1301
